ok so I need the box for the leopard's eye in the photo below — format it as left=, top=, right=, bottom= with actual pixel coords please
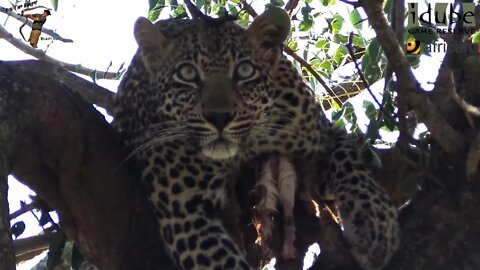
left=177, top=63, right=199, bottom=82
left=235, top=61, right=256, bottom=81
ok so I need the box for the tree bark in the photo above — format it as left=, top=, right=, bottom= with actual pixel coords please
left=0, top=67, right=16, bottom=269
left=0, top=170, right=15, bottom=270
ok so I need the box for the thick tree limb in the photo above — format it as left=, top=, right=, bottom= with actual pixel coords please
left=0, top=60, right=175, bottom=269
left=0, top=75, right=16, bottom=270
left=14, top=231, right=57, bottom=262
left=0, top=169, right=15, bottom=269
left=3, top=60, right=115, bottom=114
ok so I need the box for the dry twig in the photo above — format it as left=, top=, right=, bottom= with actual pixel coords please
left=0, top=23, right=123, bottom=80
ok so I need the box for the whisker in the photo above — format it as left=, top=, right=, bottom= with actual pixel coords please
left=114, top=134, right=189, bottom=173
left=130, top=120, right=187, bottom=133
left=251, top=125, right=298, bottom=138
left=128, top=126, right=188, bottom=147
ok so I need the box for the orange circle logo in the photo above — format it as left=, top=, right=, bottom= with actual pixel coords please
left=406, top=40, right=421, bottom=55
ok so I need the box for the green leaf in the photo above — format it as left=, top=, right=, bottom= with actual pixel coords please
left=227, top=4, right=238, bottom=16
left=343, top=102, right=357, bottom=130
left=406, top=54, right=421, bottom=67
left=149, top=0, right=158, bottom=10
left=333, top=46, right=347, bottom=65
left=301, top=3, right=312, bottom=17
left=332, top=106, right=344, bottom=121
left=320, top=60, right=333, bottom=74
left=333, top=33, right=348, bottom=44
left=472, top=31, right=480, bottom=44
left=352, top=34, right=366, bottom=48
left=288, top=39, right=298, bottom=51
left=315, top=39, right=330, bottom=51
left=196, top=0, right=205, bottom=9
left=320, top=0, right=336, bottom=6
left=365, top=38, right=381, bottom=62
left=310, top=58, right=320, bottom=68
left=50, top=0, right=58, bottom=11
left=383, top=0, right=393, bottom=13
left=331, top=14, right=344, bottom=34
left=366, top=120, right=381, bottom=141
left=361, top=142, right=382, bottom=169
left=363, top=100, right=377, bottom=121
left=173, top=4, right=187, bottom=18
left=218, top=5, right=227, bottom=16
left=89, top=69, right=97, bottom=85
left=381, top=83, right=397, bottom=131
left=11, top=221, right=26, bottom=238
left=300, top=19, right=313, bottom=31
left=361, top=38, right=383, bottom=84
left=148, top=0, right=165, bottom=21
left=238, top=19, right=249, bottom=28
left=334, top=118, right=346, bottom=128
left=299, top=4, right=313, bottom=31
left=350, top=9, right=362, bottom=30
left=269, top=0, right=285, bottom=7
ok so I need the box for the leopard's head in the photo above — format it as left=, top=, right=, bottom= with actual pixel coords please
left=133, top=8, right=290, bottom=160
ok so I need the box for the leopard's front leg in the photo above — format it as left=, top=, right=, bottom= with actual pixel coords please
left=140, top=145, right=252, bottom=270
left=322, top=133, right=400, bottom=270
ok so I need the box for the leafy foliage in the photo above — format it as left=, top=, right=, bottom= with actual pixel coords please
left=143, top=0, right=405, bottom=149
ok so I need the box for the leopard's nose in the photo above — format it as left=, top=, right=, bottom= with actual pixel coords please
left=203, top=112, right=235, bottom=131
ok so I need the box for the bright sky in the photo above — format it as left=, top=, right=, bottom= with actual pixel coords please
left=1, top=0, right=444, bottom=268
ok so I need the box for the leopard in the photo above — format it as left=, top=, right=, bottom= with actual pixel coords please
left=114, top=7, right=400, bottom=270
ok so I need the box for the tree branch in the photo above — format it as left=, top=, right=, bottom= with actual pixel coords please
left=345, top=32, right=382, bottom=108
left=9, top=200, right=38, bottom=220
left=361, top=0, right=467, bottom=155
left=448, top=72, right=480, bottom=117
left=3, top=60, right=115, bottom=113
left=0, top=21, right=123, bottom=80
left=0, top=71, right=16, bottom=270
left=283, top=46, right=337, bottom=101
left=14, top=231, right=57, bottom=262
left=0, top=169, right=15, bottom=269
left=338, top=0, right=362, bottom=8
left=240, top=0, right=257, bottom=17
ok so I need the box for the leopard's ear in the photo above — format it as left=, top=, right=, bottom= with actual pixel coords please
left=134, top=17, right=173, bottom=73
left=247, top=7, right=290, bottom=64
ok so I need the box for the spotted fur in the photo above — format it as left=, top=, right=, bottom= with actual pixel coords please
left=115, top=9, right=399, bottom=270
